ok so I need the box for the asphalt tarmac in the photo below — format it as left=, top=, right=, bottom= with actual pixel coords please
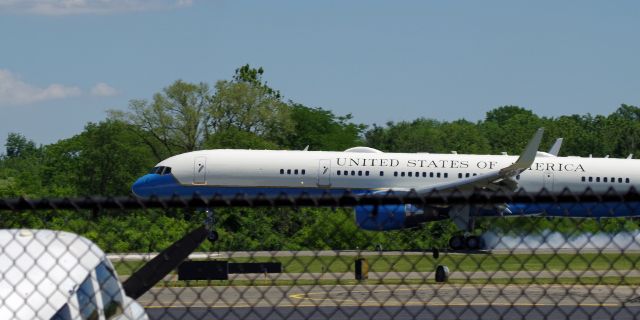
left=139, top=283, right=640, bottom=320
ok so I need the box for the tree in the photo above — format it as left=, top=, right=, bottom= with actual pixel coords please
left=114, top=80, right=212, bottom=160
left=4, top=133, right=37, bottom=158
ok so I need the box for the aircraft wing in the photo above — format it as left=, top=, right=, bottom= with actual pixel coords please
left=408, top=128, right=544, bottom=194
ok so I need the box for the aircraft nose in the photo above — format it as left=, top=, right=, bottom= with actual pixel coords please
left=131, top=176, right=148, bottom=197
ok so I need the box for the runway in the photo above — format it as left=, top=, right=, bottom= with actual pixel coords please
left=139, top=283, right=640, bottom=320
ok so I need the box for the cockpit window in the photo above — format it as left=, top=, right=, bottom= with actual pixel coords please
left=150, top=166, right=172, bottom=175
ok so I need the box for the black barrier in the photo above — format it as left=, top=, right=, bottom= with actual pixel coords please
left=178, top=261, right=229, bottom=280
left=229, top=262, right=282, bottom=274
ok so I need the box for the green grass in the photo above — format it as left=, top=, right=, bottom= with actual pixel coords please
left=113, top=252, right=640, bottom=276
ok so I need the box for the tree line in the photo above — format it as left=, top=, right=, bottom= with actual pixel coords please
left=1, top=65, right=639, bottom=251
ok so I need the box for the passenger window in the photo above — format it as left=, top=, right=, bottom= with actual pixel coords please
left=458, top=173, right=463, bottom=179
left=280, top=169, right=284, bottom=174
left=626, top=178, right=630, bottom=183
left=465, top=173, right=470, bottom=178
left=437, top=172, right=441, bottom=178
left=337, top=171, right=341, bottom=176
left=589, top=177, right=593, bottom=182
left=581, top=176, right=585, bottom=182
left=415, top=172, right=420, bottom=177
left=380, top=171, right=384, bottom=176
left=401, top=172, right=405, bottom=177
left=473, top=173, right=477, bottom=176
left=604, top=177, right=608, bottom=182
left=619, top=178, right=623, bottom=183
left=611, top=177, right=615, bottom=182
left=422, top=172, right=427, bottom=177
left=302, top=169, right=306, bottom=175
left=408, top=172, right=412, bottom=177
left=596, top=177, right=600, bottom=182
left=287, top=169, right=291, bottom=175
left=294, top=169, right=299, bottom=175
left=96, top=261, right=123, bottom=319
left=351, top=170, right=356, bottom=176
left=344, top=170, right=348, bottom=176
left=358, top=171, right=362, bottom=176
left=444, top=173, right=448, bottom=178
left=365, top=171, right=370, bottom=176
left=430, top=172, right=434, bottom=178
left=77, top=276, right=99, bottom=320
left=516, top=175, right=520, bottom=180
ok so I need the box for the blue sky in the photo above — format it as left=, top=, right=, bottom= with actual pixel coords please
left=1, top=1, right=639, bottom=147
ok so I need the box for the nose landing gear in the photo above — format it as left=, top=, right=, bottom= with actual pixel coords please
left=204, top=209, right=218, bottom=244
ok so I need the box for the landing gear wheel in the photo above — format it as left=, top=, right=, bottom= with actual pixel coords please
left=449, top=235, right=466, bottom=251
left=466, top=235, right=481, bottom=250
left=207, top=230, right=219, bottom=243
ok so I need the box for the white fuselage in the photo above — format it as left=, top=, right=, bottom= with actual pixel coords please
left=152, top=149, right=640, bottom=194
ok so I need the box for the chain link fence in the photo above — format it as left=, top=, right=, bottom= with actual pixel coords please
left=2, top=189, right=640, bottom=319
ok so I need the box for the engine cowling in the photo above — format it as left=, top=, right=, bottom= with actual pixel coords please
left=354, top=204, right=449, bottom=231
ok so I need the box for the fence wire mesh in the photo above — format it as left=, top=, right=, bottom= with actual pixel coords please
left=2, top=188, right=640, bottom=320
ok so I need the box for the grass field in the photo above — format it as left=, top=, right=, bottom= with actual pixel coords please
left=113, top=252, right=640, bottom=276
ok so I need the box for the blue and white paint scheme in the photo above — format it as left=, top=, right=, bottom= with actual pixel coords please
left=131, top=129, right=640, bottom=249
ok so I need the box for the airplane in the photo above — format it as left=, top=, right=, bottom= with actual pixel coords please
left=131, top=128, right=640, bottom=250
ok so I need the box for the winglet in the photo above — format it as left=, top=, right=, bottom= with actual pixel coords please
left=500, top=128, right=544, bottom=175
left=547, top=138, right=563, bottom=156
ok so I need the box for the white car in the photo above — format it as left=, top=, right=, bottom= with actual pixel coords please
left=0, top=229, right=148, bottom=320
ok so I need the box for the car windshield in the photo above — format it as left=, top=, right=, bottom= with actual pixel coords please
left=96, top=260, right=124, bottom=319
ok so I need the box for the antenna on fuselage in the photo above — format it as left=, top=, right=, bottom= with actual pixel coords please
left=303, top=145, right=309, bottom=151
left=501, top=152, right=508, bottom=155
left=451, top=151, right=457, bottom=154
left=628, top=154, right=634, bottom=159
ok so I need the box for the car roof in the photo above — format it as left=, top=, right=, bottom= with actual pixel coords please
left=0, top=229, right=105, bottom=319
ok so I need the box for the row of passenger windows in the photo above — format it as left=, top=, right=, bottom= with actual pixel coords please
left=394, top=171, right=450, bottom=178
left=279, top=169, right=306, bottom=175
left=581, top=176, right=631, bottom=183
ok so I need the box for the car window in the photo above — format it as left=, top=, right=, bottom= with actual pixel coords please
left=96, top=261, right=124, bottom=319
left=77, top=276, right=99, bottom=320
left=51, top=303, right=72, bottom=320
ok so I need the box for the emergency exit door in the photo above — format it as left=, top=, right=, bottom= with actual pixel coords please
left=317, top=159, right=331, bottom=187
left=194, top=156, right=207, bottom=185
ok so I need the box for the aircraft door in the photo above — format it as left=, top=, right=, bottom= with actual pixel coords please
left=194, top=156, right=207, bottom=185
left=543, top=171, right=554, bottom=191
left=317, top=159, right=331, bottom=187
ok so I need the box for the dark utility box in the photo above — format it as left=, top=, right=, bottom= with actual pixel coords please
left=178, top=261, right=229, bottom=280
left=355, top=258, right=368, bottom=280
left=228, top=262, right=282, bottom=274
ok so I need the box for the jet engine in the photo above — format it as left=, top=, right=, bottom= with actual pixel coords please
left=354, top=204, right=449, bottom=231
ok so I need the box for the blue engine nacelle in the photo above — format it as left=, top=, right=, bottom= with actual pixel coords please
left=355, top=204, right=449, bottom=231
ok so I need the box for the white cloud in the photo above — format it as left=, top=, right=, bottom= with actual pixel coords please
left=0, top=0, right=194, bottom=15
left=90, top=82, right=117, bottom=96
left=0, top=69, right=82, bottom=106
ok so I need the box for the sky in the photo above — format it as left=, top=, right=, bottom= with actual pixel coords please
left=1, top=1, right=639, bottom=148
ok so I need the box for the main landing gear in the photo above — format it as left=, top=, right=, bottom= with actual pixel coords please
left=447, top=205, right=484, bottom=251
left=204, top=209, right=219, bottom=243
left=448, top=234, right=482, bottom=251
